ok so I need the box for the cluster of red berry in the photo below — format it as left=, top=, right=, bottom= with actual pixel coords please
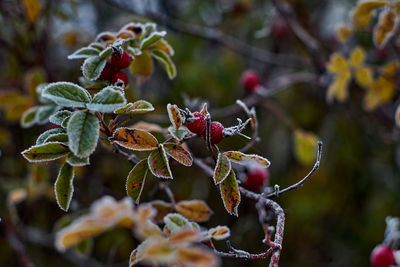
left=184, top=112, right=225, bottom=144
left=100, top=51, right=131, bottom=86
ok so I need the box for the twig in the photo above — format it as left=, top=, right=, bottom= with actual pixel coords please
left=237, top=100, right=259, bottom=152
left=112, top=143, right=140, bottom=164
left=266, top=141, right=323, bottom=198
left=159, top=183, right=176, bottom=207
left=104, top=0, right=308, bottom=68
left=205, top=114, right=217, bottom=161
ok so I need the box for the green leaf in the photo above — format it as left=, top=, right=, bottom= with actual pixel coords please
left=89, top=42, right=105, bottom=51
left=82, top=56, right=107, bottom=81
left=20, top=106, right=38, bottom=128
left=42, top=82, right=91, bottom=108
left=36, top=104, right=58, bottom=124
left=114, top=100, right=154, bottom=114
left=54, top=162, right=75, bottom=211
left=67, top=110, right=100, bottom=157
left=49, top=110, right=73, bottom=126
left=163, top=143, right=192, bottom=166
left=147, top=144, right=172, bottom=179
left=223, top=151, right=270, bottom=168
left=140, top=31, right=166, bottom=49
left=99, top=46, right=113, bottom=58
left=111, top=127, right=159, bottom=151
left=86, top=87, right=127, bottom=113
left=151, top=49, right=176, bottom=79
left=21, top=142, right=70, bottom=162
left=36, top=128, right=66, bottom=145
left=126, top=159, right=148, bottom=203
left=68, top=47, right=100, bottom=59
left=66, top=154, right=89, bottom=166
left=163, top=213, right=190, bottom=234
left=44, top=133, right=68, bottom=144
left=168, top=126, right=189, bottom=141
left=219, top=170, right=240, bottom=216
left=129, top=50, right=153, bottom=77
left=213, top=153, right=231, bottom=184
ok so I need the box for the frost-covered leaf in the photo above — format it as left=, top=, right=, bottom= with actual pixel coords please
left=213, top=153, right=231, bottom=184
left=21, top=142, right=70, bottom=162
left=54, top=162, right=75, bottom=211
left=44, top=133, right=68, bottom=144
left=86, top=86, right=126, bottom=113
left=148, top=144, right=173, bottom=179
left=20, top=106, right=38, bottom=128
left=67, top=154, right=89, bottom=166
left=168, top=126, right=189, bottom=141
left=140, top=31, right=166, bottom=49
left=164, top=213, right=190, bottom=233
left=114, top=100, right=154, bottom=114
left=67, top=110, right=100, bottom=157
left=42, top=82, right=91, bottom=108
left=163, top=143, right=192, bottom=166
left=351, top=0, right=389, bottom=28
left=151, top=49, right=177, bottom=79
left=208, top=226, right=230, bottom=240
left=68, top=47, right=100, bottom=59
left=99, top=46, right=113, bottom=58
left=36, top=104, right=58, bottom=124
left=219, top=170, right=240, bottom=216
left=89, top=42, right=105, bottom=51
left=36, top=128, right=65, bottom=145
left=167, top=103, right=182, bottom=128
left=126, top=159, right=148, bottom=203
left=82, top=56, right=107, bottom=81
left=49, top=110, right=72, bottom=126
left=151, top=39, right=174, bottom=56
left=293, top=130, right=318, bottom=165
left=129, top=50, right=153, bottom=79
left=111, top=127, right=158, bottom=151
left=373, top=8, right=397, bottom=48
left=223, top=151, right=270, bottom=168
left=176, top=200, right=212, bottom=222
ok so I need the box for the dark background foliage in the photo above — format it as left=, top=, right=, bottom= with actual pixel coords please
left=0, top=0, right=399, bottom=266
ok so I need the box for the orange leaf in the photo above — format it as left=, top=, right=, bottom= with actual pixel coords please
left=175, top=200, right=212, bottom=222
left=219, top=170, right=240, bottom=216
left=373, top=8, right=397, bottom=48
left=163, top=143, right=193, bottom=166
left=111, top=127, right=159, bottom=151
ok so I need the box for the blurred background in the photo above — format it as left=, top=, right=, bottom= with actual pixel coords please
left=1, top=0, right=400, bottom=266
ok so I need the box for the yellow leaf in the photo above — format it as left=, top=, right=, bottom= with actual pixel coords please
left=129, top=50, right=153, bottom=83
left=175, top=247, right=219, bottom=267
left=151, top=39, right=175, bottom=56
left=349, top=47, right=366, bottom=67
left=293, top=130, right=318, bottom=165
left=336, top=24, right=353, bottom=43
left=23, top=0, right=41, bottom=23
left=169, top=229, right=202, bottom=244
left=373, top=9, right=397, bottom=48
left=326, top=72, right=351, bottom=103
left=327, top=53, right=349, bottom=74
left=175, top=200, right=213, bottom=222
left=355, top=66, right=374, bottom=88
left=351, top=0, right=389, bottom=29
left=111, top=127, right=159, bottom=151
left=167, top=104, right=183, bottom=129
left=138, top=237, right=175, bottom=263
left=208, top=226, right=231, bottom=240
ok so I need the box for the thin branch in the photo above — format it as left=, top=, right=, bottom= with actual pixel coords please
left=112, top=143, right=140, bottom=164
left=159, top=183, right=176, bottom=207
left=266, top=140, right=323, bottom=198
left=104, top=0, right=308, bottom=68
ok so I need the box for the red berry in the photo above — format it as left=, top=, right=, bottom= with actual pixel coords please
left=271, top=19, right=290, bottom=40
left=202, top=121, right=224, bottom=144
left=99, top=63, right=116, bottom=81
left=243, top=167, right=269, bottom=191
left=111, top=51, right=131, bottom=69
left=112, top=71, right=129, bottom=86
left=185, top=112, right=206, bottom=135
left=242, top=70, right=260, bottom=93
left=371, top=245, right=395, bottom=267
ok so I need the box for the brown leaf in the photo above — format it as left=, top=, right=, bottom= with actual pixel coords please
left=175, top=247, right=219, bottom=267
left=163, top=143, right=193, bottom=166
left=169, top=229, right=202, bottom=244
left=373, top=9, right=397, bottom=48
left=150, top=200, right=173, bottom=223
left=111, top=127, right=158, bottom=151
left=219, top=170, right=240, bottom=216
left=175, top=200, right=212, bottom=222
